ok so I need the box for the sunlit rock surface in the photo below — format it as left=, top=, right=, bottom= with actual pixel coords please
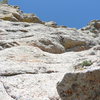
left=0, top=4, right=100, bottom=100
left=57, top=46, right=100, bottom=100
left=0, top=4, right=42, bottom=23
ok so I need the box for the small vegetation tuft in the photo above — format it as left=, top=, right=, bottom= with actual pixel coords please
left=81, top=60, right=93, bottom=67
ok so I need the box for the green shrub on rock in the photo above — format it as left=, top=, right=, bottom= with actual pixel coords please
left=81, top=60, right=92, bottom=67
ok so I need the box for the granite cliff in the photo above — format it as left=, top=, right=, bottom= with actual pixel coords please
left=0, top=4, right=100, bottom=100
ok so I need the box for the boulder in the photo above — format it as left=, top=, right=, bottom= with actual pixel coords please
left=57, top=67, right=100, bottom=100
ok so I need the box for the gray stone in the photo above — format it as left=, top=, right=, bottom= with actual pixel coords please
left=57, top=67, right=100, bottom=100
left=0, top=4, right=42, bottom=23
left=0, top=4, right=100, bottom=100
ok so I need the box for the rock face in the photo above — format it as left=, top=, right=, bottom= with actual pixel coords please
left=0, top=19, right=99, bottom=53
left=0, top=4, right=100, bottom=100
left=0, top=4, right=42, bottom=23
left=81, top=20, right=100, bottom=33
left=57, top=45, right=100, bottom=100
left=0, top=81, right=14, bottom=100
left=80, top=20, right=100, bottom=44
left=57, top=68, right=100, bottom=100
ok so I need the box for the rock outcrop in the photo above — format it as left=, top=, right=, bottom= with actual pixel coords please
left=80, top=20, right=100, bottom=45
left=0, top=4, right=43, bottom=23
left=57, top=45, right=100, bottom=100
left=0, top=18, right=99, bottom=53
left=57, top=68, right=100, bottom=100
left=81, top=20, right=100, bottom=34
left=0, top=4, right=100, bottom=100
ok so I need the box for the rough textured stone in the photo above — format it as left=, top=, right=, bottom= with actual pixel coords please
left=57, top=46, right=100, bottom=100
left=57, top=67, right=100, bottom=100
left=0, top=81, right=14, bottom=100
left=80, top=20, right=100, bottom=34
left=0, top=5, right=99, bottom=53
left=0, top=4, right=43, bottom=23
left=0, top=4, right=100, bottom=100
left=45, top=21, right=57, bottom=28
left=0, top=20, right=98, bottom=53
left=0, top=45, right=100, bottom=100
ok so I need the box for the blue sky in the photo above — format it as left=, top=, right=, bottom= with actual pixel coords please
left=9, top=0, right=100, bottom=28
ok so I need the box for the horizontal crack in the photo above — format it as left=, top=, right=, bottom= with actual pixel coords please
left=0, top=71, right=58, bottom=77
left=0, top=72, right=37, bottom=77
left=42, top=70, right=58, bottom=74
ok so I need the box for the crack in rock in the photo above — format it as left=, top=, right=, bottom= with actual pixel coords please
left=0, top=70, right=58, bottom=77
left=0, top=81, right=16, bottom=100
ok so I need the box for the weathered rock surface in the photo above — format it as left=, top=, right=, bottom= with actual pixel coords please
left=0, top=81, right=14, bottom=100
left=80, top=20, right=100, bottom=44
left=81, top=20, right=100, bottom=34
left=0, top=4, right=100, bottom=100
left=0, top=4, right=42, bottom=23
left=0, top=19, right=99, bottom=53
left=45, top=21, right=58, bottom=28
left=57, top=68, right=100, bottom=100
left=0, top=45, right=100, bottom=100
left=57, top=46, right=100, bottom=100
